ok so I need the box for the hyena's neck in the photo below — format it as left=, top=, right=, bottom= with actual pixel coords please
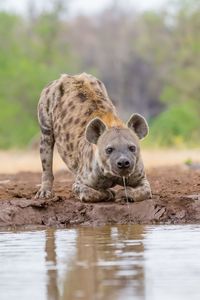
left=94, top=111, right=125, bottom=128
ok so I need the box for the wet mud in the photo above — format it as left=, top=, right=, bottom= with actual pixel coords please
left=0, top=166, right=200, bottom=227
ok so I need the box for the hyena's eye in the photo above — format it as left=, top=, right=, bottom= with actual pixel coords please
left=106, top=147, right=113, bottom=154
left=129, top=145, right=136, bottom=152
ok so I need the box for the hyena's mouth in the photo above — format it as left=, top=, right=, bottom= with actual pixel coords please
left=111, top=164, right=136, bottom=178
left=111, top=168, right=132, bottom=178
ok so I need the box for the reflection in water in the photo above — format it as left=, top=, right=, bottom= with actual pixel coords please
left=45, top=228, right=77, bottom=300
left=61, top=225, right=145, bottom=300
left=45, top=229, right=58, bottom=300
left=44, top=225, right=145, bottom=300
left=1, top=225, right=200, bottom=300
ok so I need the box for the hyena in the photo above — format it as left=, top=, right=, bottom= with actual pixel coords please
left=36, top=73, right=152, bottom=202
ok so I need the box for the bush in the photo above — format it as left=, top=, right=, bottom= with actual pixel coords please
left=146, top=102, right=200, bottom=147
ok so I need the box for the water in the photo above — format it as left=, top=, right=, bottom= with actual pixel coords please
left=0, top=225, right=200, bottom=300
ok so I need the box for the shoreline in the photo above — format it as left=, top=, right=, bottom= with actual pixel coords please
left=0, top=166, right=200, bottom=227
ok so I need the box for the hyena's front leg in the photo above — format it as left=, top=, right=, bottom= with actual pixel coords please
left=35, top=133, right=55, bottom=199
left=116, top=177, right=152, bottom=203
left=73, top=180, right=115, bottom=203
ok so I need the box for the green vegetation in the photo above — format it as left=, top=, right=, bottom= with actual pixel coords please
left=146, top=102, right=200, bottom=147
left=0, top=7, right=77, bottom=148
left=0, top=0, right=199, bottom=148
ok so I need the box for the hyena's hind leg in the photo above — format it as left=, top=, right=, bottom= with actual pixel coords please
left=35, top=97, right=55, bottom=199
left=35, top=133, right=55, bottom=198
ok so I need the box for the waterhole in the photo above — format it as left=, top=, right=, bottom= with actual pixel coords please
left=0, top=224, right=200, bottom=300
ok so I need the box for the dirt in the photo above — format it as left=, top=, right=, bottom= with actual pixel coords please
left=0, top=166, right=200, bottom=227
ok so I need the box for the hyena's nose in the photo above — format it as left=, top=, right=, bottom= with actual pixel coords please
left=117, top=158, right=130, bottom=169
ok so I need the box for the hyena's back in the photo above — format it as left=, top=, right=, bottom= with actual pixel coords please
left=38, top=73, right=119, bottom=172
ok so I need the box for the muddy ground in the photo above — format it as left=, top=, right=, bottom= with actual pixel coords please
left=0, top=166, right=200, bottom=227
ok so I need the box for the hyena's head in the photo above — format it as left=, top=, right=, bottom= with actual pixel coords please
left=85, top=114, right=149, bottom=177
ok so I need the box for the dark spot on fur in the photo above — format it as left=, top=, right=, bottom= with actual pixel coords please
left=76, top=80, right=84, bottom=85
left=97, top=80, right=102, bottom=85
left=40, top=148, right=44, bottom=154
left=69, top=143, right=73, bottom=150
left=68, top=101, right=73, bottom=107
left=46, top=88, right=50, bottom=94
left=78, top=92, right=87, bottom=102
left=59, top=83, right=65, bottom=97
left=41, top=126, right=51, bottom=135
left=81, top=120, right=87, bottom=127
left=54, top=122, right=58, bottom=129
left=60, top=109, right=67, bottom=119
left=68, top=117, right=73, bottom=124
left=42, top=159, right=46, bottom=164
left=46, top=99, right=50, bottom=114
left=84, top=109, right=93, bottom=116
left=99, top=105, right=105, bottom=110
left=90, top=100, right=98, bottom=110
left=42, top=135, right=54, bottom=148
left=38, top=109, right=48, bottom=127
left=74, top=118, right=80, bottom=125
left=63, top=122, right=68, bottom=130
left=66, top=133, right=70, bottom=141
left=70, top=105, right=75, bottom=111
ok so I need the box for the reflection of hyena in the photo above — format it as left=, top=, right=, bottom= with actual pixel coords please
left=36, top=73, right=152, bottom=202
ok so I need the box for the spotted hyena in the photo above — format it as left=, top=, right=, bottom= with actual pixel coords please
left=35, top=73, right=152, bottom=202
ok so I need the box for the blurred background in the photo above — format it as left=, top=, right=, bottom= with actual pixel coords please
left=0, top=0, right=200, bottom=170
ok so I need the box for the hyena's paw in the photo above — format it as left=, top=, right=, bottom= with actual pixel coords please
left=115, top=189, right=134, bottom=204
left=79, top=189, right=114, bottom=203
left=115, top=187, right=152, bottom=204
left=35, top=188, right=54, bottom=199
left=73, top=181, right=115, bottom=202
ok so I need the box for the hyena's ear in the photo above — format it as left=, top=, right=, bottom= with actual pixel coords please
left=127, top=113, right=149, bottom=140
left=85, top=117, right=107, bottom=144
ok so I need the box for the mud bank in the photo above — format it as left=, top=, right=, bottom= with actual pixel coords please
left=0, top=166, right=200, bottom=227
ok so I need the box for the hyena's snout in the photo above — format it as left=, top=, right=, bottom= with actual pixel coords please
left=112, top=155, right=135, bottom=177
left=116, top=157, right=131, bottom=170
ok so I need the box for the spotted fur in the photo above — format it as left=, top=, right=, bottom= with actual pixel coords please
left=35, top=73, right=152, bottom=202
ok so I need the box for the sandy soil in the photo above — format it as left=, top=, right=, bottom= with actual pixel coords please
left=0, top=165, right=200, bottom=227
